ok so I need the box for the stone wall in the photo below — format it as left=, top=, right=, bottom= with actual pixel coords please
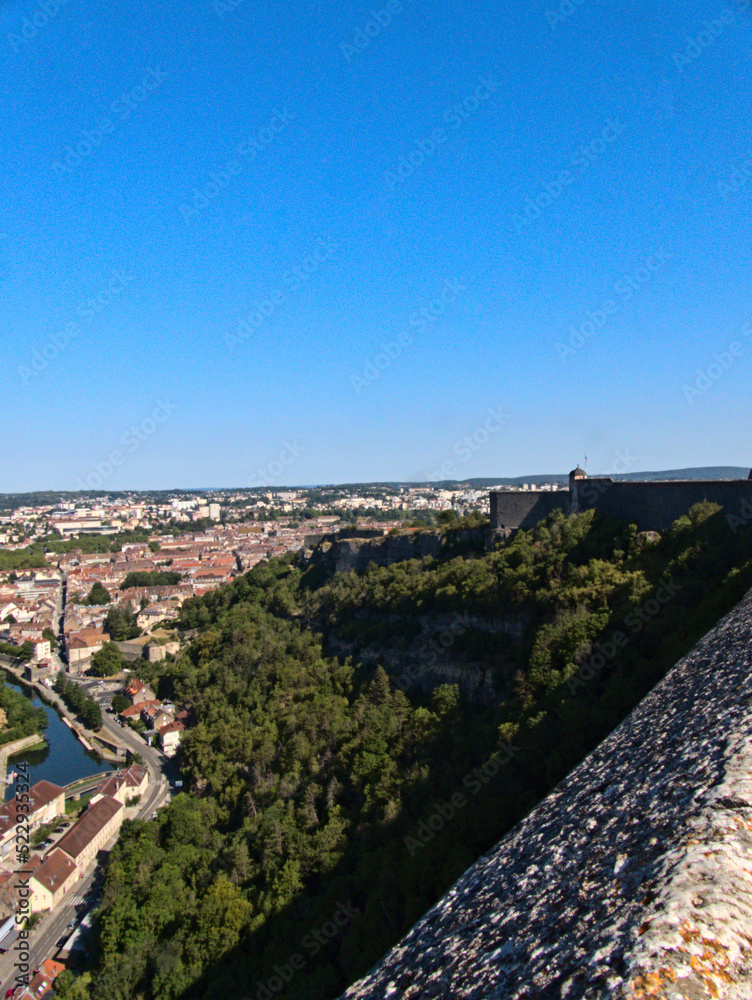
left=573, top=476, right=752, bottom=530
left=489, top=490, right=568, bottom=529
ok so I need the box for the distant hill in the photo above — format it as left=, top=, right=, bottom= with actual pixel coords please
left=433, top=467, right=750, bottom=489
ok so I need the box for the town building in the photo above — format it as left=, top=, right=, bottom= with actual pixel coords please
left=0, top=781, right=66, bottom=860
left=29, top=848, right=78, bottom=911
left=55, top=795, right=124, bottom=871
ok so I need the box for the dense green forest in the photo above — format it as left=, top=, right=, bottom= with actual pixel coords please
left=83, top=504, right=752, bottom=1000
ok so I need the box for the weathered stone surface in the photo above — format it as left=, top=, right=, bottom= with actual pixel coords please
left=338, top=588, right=752, bottom=1000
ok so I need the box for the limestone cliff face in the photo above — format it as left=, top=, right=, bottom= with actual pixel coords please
left=301, top=528, right=499, bottom=576
left=325, top=611, right=527, bottom=702
left=338, top=587, right=752, bottom=1000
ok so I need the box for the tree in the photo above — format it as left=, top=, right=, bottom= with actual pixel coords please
left=85, top=582, right=111, bottom=605
left=42, top=627, right=57, bottom=650
left=112, top=694, right=132, bottom=713
left=104, top=604, right=139, bottom=640
left=53, top=969, right=94, bottom=998
left=437, top=509, right=459, bottom=525
left=82, top=699, right=102, bottom=730
left=91, top=642, right=124, bottom=677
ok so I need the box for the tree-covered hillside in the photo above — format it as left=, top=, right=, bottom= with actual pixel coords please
left=85, top=504, right=752, bottom=1000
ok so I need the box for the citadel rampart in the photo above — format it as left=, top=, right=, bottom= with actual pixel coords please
left=574, top=476, right=752, bottom=530
left=491, top=468, right=752, bottom=532
left=489, top=489, right=567, bottom=529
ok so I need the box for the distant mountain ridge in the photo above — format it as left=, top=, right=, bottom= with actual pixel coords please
left=424, top=466, right=750, bottom=489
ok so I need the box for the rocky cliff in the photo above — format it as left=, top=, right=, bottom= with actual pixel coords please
left=301, top=527, right=499, bottom=576
left=337, top=586, right=752, bottom=1000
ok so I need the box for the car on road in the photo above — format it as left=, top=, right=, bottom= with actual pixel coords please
left=67, top=920, right=76, bottom=929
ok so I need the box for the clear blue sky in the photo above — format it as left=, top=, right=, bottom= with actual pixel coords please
left=3, top=0, right=751, bottom=490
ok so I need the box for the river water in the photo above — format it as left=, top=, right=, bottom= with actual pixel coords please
left=3, top=677, right=115, bottom=799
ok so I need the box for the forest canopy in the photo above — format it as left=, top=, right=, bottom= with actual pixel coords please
left=85, top=504, right=752, bottom=1000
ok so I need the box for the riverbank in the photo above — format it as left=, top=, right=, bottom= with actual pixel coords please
left=0, top=667, right=117, bottom=795
left=0, top=663, right=123, bottom=762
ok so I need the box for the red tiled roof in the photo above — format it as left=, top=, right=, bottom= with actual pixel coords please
left=31, top=848, right=77, bottom=894
left=55, top=796, right=123, bottom=863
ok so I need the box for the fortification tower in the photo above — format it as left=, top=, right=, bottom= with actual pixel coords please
left=569, top=465, right=587, bottom=513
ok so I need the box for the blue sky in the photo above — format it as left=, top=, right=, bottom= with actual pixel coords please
left=2, top=0, right=751, bottom=490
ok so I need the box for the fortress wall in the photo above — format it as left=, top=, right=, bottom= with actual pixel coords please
left=574, top=478, right=752, bottom=531
left=489, top=490, right=567, bottom=529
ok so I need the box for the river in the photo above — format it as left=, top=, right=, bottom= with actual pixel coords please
left=3, top=677, right=115, bottom=798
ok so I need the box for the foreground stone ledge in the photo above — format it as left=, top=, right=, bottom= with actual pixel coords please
left=338, top=588, right=752, bottom=1000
